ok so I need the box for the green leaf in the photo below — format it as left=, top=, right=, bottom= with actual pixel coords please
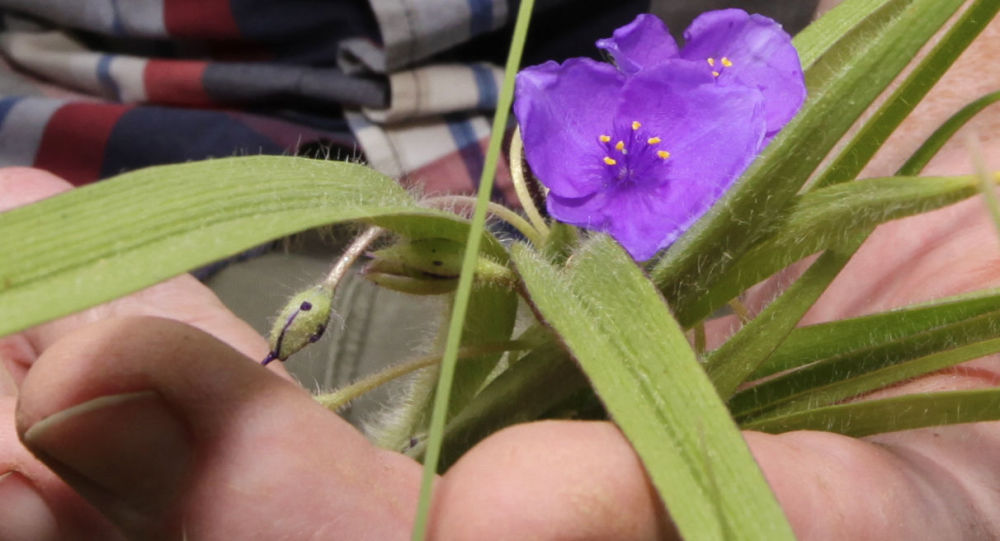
left=731, top=328, right=1000, bottom=422
left=412, top=337, right=590, bottom=470
left=513, top=237, right=795, bottom=541
left=366, top=283, right=519, bottom=454
left=811, top=0, right=1000, bottom=188
left=704, top=244, right=861, bottom=399
left=901, top=91, right=1000, bottom=175
left=683, top=175, right=985, bottom=324
left=752, top=288, right=1000, bottom=380
left=443, top=283, right=518, bottom=420
left=411, top=0, right=536, bottom=537
left=0, top=156, right=502, bottom=336
left=743, top=388, right=1000, bottom=437
left=652, top=0, right=966, bottom=325
left=793, top=0, right=897, bottom=69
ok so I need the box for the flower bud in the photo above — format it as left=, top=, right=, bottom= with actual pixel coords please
left=263, top=285, right=334, bottom=364
left=362, top=238, right=463, bottom=295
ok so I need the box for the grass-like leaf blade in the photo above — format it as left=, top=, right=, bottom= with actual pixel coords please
left=901, top=90, right=1000, bottom=175
left=811, top=0, right=1000, bottom=188
left=683, top=175, right=987, bottom=324
left=513, top=237, right=795, bottom=541
left=0, top=156, right=502, bottom=336
left=752, top=289, right=1000, bottom=380
left=743, top=388, right=1000, bottom=437
left=652, top=0, right=965, bottom=325
left=732, top=330, right=1000, bottom=422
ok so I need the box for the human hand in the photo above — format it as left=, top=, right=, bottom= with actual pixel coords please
left=0, top=168, right=424, bottom=539
left=7, top=154, right=1000, bottom=541
left=0, top=168, right=664, bottom=540
left=7, top=18, right=1000, bottom=539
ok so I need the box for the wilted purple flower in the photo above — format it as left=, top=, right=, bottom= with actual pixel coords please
left=513, top=10, right=805, bottom=260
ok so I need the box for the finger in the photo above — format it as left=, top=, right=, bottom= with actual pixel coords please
left=746, top=428, right=996, bottom=540
left=15, top=316, right=422, bottom=539
left=0, top=168, right=81, bottom=394
left=0, top=167, right=287, bottom=381
left=0, top=167, right=71, bottom=212
left=437, top=420, right=993, bottom=540
left=0, top=397, right=123, bottom=541
left=431, top=421, right=674, bottom=541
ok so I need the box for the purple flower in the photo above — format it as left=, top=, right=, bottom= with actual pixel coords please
left=598, top=11, right=805, bottom=138
left=513, top=10, right=805, bottom=260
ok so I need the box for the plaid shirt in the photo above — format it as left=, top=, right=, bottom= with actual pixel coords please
left=0, top=0, right=816, bottom=200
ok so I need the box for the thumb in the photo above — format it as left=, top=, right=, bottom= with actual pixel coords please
left=15, top=316, right=422, bottom=540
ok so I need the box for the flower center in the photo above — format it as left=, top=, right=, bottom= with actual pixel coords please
left=706, top=56, right=734, bottom=78
left=598, top=120, right=671, bottom=183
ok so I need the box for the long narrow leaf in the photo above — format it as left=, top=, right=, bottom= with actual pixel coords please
left=811, top=0, right=1000, bottom=188
left=743, top=388, right=1000, bottom=437
left=652, top=0, right=965, bottom=325
left=0, top=156, right=503, bottom=336
left=513, top=237, right=795, bottom=541
left=410, top=0, right=535, bottom=538
left=682, top=175, right=985, bottom=325
left=704, top=243, right=861, bottom=399
left=753, top=288, right=1000, bottom=380
left=731, top=331, right=1000, bottom=422
left=793, top=0, right=896, bottom=69
left=901, top=90, right=1000, bottom=175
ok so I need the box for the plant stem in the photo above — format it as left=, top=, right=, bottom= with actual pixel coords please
left=423, top=194, right=545, bottom=247
left=314, top=340, right=533, bottom=411
left=322, top=226, right=382, bottom=291
left=509, top=127, right=551, bottom=236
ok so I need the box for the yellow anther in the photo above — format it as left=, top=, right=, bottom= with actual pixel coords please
left=631, top=121, right=641, bottom=130
left=599, top=134, right=611, bottom=143
left=712, top=71, right=721, bottom=77
left=721, top=57, right=733, bottom=67
left=657, top=150, right=671, bottom=159
left=647, top=137, right=661, bottom=145
left=707, top=57, right=716, bottom=66
left=603, top=156, right=617, bottom=165
left=615, top=140, right=625, bottom=151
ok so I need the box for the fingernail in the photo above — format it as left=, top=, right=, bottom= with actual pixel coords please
left=22, top=391, right=192, bottom=516
left=0, top=471, right=62, bottom=541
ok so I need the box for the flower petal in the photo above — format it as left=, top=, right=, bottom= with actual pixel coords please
left=611, top=61, right=765, bottom=259
left=681, top=9, right=805, bottom=136
left=595, top=14, right=680, bottom=76
left=514, top=58, right=625, bottom=198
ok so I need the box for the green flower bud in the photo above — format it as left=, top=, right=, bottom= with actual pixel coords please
left=363, top=270, right=460, bottom=295
left=263, top=285, right=334, bottom=364
left=370, top=237, right=465, bottom=276
left=362, top=238, right=464, bottom=295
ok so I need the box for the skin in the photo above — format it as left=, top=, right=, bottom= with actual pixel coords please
left=5, top=3, right=1000, bottom=539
